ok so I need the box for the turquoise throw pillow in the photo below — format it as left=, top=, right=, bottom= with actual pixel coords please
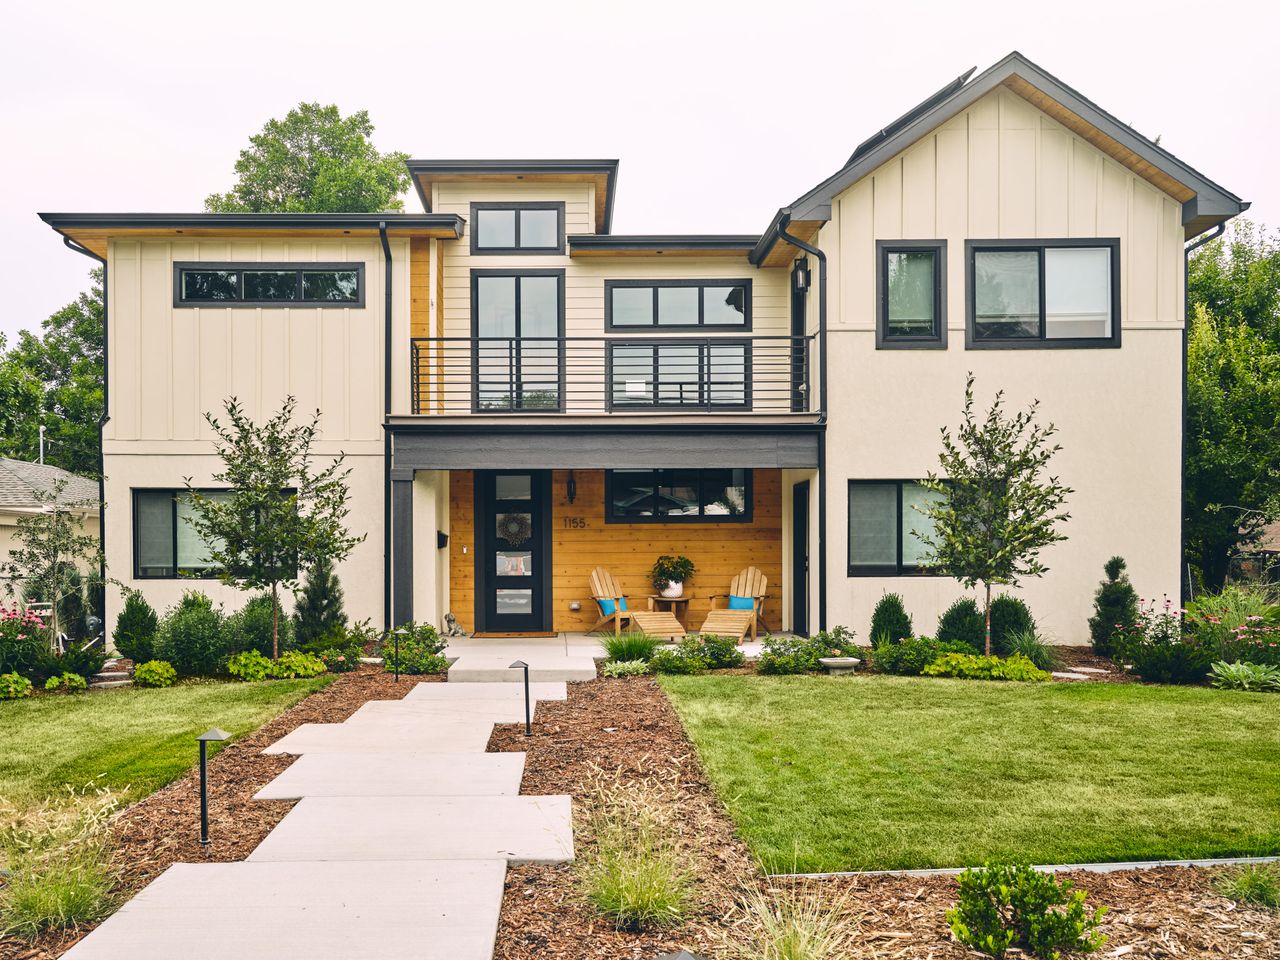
left=728, top=595, right=754, bottom=611
left=618, top=597, right=628, bottom=610
left=599, top=598, right=617, bottom=616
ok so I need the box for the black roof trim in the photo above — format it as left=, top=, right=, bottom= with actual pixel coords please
left=568, top=233, right=758, bottom=253
left=846, top=67, right=976, bottom=167
left=39, top=211, right=464, bottom=235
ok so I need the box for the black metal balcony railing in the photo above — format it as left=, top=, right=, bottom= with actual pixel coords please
left=409, top=335, right=813, bottom=415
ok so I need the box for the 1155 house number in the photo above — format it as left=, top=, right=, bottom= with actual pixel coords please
left=562, top=517, right=588, bottom=529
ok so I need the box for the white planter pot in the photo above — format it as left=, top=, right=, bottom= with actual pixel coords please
left=660, top=581, right=684, bottom=599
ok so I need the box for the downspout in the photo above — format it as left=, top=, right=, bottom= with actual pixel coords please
left=1180, top=220, right=1226, bottom=604
left=776, top=216, right=829, bottom=630
left=63, top=237, right=108, bottom=596
left=379, top=222, right=393, bottom=631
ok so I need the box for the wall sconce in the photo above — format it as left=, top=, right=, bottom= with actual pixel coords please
left=792, top=259, right=810, bottom=293
left=567, top=470, right=577, bottom=504
left=436, top=530, right=449, bottom=549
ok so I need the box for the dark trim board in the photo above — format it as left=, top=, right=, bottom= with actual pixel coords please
left=40, top=211, right=464, bottom=233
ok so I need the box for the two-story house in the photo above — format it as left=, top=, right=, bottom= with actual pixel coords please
left=41, top=52, right=1246, bottom=644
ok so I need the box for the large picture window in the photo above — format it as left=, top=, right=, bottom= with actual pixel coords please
left=607, top=341, right=748, bottom=409
left=605, top=469, right=751, bottom=523
left=966, top=239, right=1120, bottom=347
left=174, top=263, right=363, bottom=307
left=470, top=202, right=564, bottom=255
left=847, top=480, right=942, bottom=576
left=877, top=240, right=945, bottom=347
left=133, top=489, right=297, bottom=579
left=605, top=279, right=751, bottom=330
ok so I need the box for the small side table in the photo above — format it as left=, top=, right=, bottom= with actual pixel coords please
left=647, top=595, right=691, bottom=629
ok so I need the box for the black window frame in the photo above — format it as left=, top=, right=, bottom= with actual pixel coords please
left=469, top=268, right=566, bottom=414
left=604, top=338, right=753, bottom=411
left=132, top=487, right=298, bottom=580
left=604, top=469, right=753, bottom=525
left=964, top=238, right=1121, bottom=349
left=604, top=278, right=753, bottom=331
left=846, top=479, right=942, bottom=577
left=173, top=262, right=365, bottom=308
left=469, top=202, right=566, bottom=255
left=876, top=239, right=947, bottom=349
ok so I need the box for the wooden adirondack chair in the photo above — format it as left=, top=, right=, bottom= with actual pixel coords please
left=588, top=566, right=636, bottom=635
left=709, top=566, right=769, bottom=641
left=696, top=608, right=755, bottom=642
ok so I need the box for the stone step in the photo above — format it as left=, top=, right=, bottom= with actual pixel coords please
left=254, top=752, right=526, bottom=800
left=262, top=719, right=495, bottom=756
left=404, top=680, right=567, bottom=702
left=249, top=795, right=573, bottom=865
left=347, top=699, right=539, bottom=725
left=447, top=656, right=596, bottom=683
left=89, top=679, right=133, bottom=689
left=59, top=860, right=506, bottom=960
left=93, top=670, right=131, bottom=680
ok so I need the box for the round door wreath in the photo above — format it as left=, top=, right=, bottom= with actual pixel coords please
left=496, top=512, right=533, bottom=545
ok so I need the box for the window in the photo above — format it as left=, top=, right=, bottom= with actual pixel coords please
left=967, top=239, right=1119, bottom=347
left=608, top=341, right=748, bottom=409
left=605, top=279, right=752, bottom=330
left=605, top=469, right=751, bottom=523
left=847, top=480, right=942, bottom=576
left=470, top=202, right=565, bottom=254
left=877, top=240, right=945, bottom=347
left=471, top=270, right=564, bottom=411
left=174, top=263, right=363, bottom=307
left=133, top=489, right=297, bottom=579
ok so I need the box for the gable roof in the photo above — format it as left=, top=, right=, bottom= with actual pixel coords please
left=0, top=459, right=99, bottom=513
left=752, top=51, right=1247, bottom=265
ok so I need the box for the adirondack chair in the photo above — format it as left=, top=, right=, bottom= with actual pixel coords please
left=696, top=609, right=756, bottom=642
left=708, top=566, right=769, bottom=641
left=588, top=566, right=636, bottom=635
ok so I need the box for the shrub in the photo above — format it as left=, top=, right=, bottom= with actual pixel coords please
left=0, top=604, right=55, bottom=681
left=648, top=646, right=708, bottom=675
left=112, top=590, right=158, bottom=663
left=1112, top=598, right=1213, bottom=684
left=344, top=618, right=382, bottom=656
left=871, top=635, right=940, bottom=676
left=689, top=634, right=745, bottom=669
left=600, top=659, right=650, bottom=678
left=0, top=672, right=34, bottom=700
left=1209, top=660, right=1280, bottom=692
left=315, top=644, right=361, bottom=673
left=812, top=625, right=859, bottom=656
left=720, top=883, right=857, bottom=960
left=1087, top=556, right=1139, bottom=656
left=1214, top=863, right=1280, bottom=909
left=58, top=641, right=107, bottom=682
left=156, top=592, right=229, bottom=676
left=381, top=622, right=448, bottom=675
left=756, top=635, right=826, bottom=675
left=268, top=650, right=326, bottom=679
left=923, top=653, right=1051, bottom=682
left=43, top=672, right=88, bottom=693
left=870, top=593, right=913, bottom=645
left=603, top=632, right=661, bottom=663
left=1187, top=585, right=1279, bottom=661
left=989, top=595, right=1035, bottom=656
left=292, top=556, right=347, bottom=650
left=937, top=598, right=985, bottom=651
left=132, top=660, right=177, bottom=688
left=947, top=861, right=1106, bottom=959
left=225, top=593, right=293, bottom=658
left=226, top=649, right=271, bottom=682
left=1004, top=628, right=1060, bottom=671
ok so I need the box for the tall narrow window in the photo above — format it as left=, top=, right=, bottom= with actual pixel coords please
left=877, top=241, right=945, bottom=347
left=472, top=270, right=564, bottom=411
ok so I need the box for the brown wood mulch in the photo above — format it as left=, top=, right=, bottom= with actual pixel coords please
left=487, top=675, right=1280, bottom=959
left=3, top=665, right=430, bottom=960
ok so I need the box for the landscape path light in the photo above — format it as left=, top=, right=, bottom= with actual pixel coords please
left=196, top=728, right=231, bottom=846
left=509, top=660, right=531, bottom=735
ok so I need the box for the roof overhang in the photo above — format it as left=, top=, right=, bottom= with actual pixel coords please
left=38, top=213, right=464, bottom=259
left=750, top=211, right=827, bottom=267
left=406, top=159, right=619, bottom=234
left=568, top=234, right=757, bottom=259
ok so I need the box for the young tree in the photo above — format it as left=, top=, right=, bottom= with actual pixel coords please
left=205, top=103, right=409, bottom=213
left=0, top=478, right=102, bottom=643
left=292, top=555, right=348, bottom=649
left=918, top=375, right=1073, bottom=655
left=183, top=397, right=364, bottom=657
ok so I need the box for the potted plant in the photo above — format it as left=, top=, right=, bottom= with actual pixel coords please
left=651, top=555, right=695, bottom=599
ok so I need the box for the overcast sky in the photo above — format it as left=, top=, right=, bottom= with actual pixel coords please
left=2, top=0, right=1275, bottom=341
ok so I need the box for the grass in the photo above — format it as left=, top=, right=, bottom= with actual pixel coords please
left=719, top=882, right=858, bottom=960
left=659, top=674, right=1280, bottom=873
left=1214, top=863, right=1280, bottom=909
left=602, top=632, right=661, bottom=663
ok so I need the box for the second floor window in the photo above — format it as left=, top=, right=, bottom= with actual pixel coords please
left=878, top=240, right=945, bottom=347
left=471, top=202, right=564, bottom=254
left=472, top=269, right=564, bottom=411
left=608, top=341, right=748, bottom=409
left=606, top=279, right=752, bottom=330
left=175, top=263, right=362, bottom=306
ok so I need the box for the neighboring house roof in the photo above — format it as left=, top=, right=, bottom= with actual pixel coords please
left=0, top=459, right=99, bottom=514
left=1257, top=521, right=1280, bottom=555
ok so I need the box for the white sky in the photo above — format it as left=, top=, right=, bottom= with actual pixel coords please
left=2, top=0, right=1276, bottom=341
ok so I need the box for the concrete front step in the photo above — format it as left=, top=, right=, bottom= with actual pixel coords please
left=89, top=679, right=133, bottom=690
left=93, top=670, right=131, bottom=680
left=248, top=795, right=574, bottom=865
left=255, top=752, right=526, bottom=800
left=405, top=680, right=567, bottom=701
left=262, top=719, right=495, bottom=756
left=447, top=656, right=596, bottom=683
left=347, top=699, right=539, bottom=725
left=60, top=860, right=506, bottom=960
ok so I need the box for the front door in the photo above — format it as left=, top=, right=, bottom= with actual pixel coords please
left=476, top=471, right=551, bottom=633
left=791, top=480, right=810, bottom=636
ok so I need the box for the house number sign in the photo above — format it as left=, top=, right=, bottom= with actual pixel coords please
left=562, top=517, right=588, bottom=529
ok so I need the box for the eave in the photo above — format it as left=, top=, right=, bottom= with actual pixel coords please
left=567, top=234, right=758, bottom=259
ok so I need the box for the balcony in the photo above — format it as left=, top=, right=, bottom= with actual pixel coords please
left=409, top=335, right=814, bottom=416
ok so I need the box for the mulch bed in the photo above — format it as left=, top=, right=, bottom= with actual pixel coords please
left=1054, top=645, right=1137, bottom=682
left=3, top=665, right=429, bottom=960
left=487, top=675, right=1280, bottom=959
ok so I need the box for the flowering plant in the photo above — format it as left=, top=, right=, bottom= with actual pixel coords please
left=1112, top=596, right=1213, bottom=684
left=0, top=603, right=52, bottom=678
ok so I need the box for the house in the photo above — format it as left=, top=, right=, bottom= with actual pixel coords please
left=0, top=457, right=101, bottom=589
left=39, top=52, right=1246, bottom=643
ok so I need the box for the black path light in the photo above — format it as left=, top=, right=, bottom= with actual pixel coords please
left=509, top=660, right=532, bottom=735
left=196, top=728, right=231, bottom=846
left=392, top=626, right=410, bottom=682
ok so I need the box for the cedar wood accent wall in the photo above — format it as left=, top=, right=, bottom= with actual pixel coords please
left=448, top=469, right=783, bottom=633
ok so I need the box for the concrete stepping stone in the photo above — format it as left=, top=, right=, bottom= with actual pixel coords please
left=60, top=860, right=505, bottom=960
left=448, top=656, right=596, bottom=683
left=405, top=680, right=567, bottom=701
left=254, top=752, right=526, bottom=799
left=346, top=698, right=539, bottom=725
left=249, top=795, right=574, bottom=865
left=263, top=719, right=494, bottom=756
left=1052, top=671, right=1094, bottom=681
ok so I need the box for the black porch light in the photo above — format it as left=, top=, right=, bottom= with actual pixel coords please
left=792, top=258, right=810, bottom=293
left=196, top=728, right=231, bottom=846
left=567, top=470, right=577, bottom=504
left=393, top=627, right=410, bottom=682
left=509, top=660, right=532, bottom=735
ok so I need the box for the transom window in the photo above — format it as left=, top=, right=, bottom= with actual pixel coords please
left=470, top=203, right=564, bottom=254
left=608, top=341, right=748, bottom=409
left=606, top=279, right=751, bottom=330
left=967, top=239, right=1119, bottom=347
left=174, top=263, right=362, bottom=307
left=877, top=240, right=945, bottom=347
left=847, top=480, right=942, bottom=576
left=606, top=469, right=751, bottom=523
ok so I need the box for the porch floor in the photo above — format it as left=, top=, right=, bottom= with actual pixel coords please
left=444, top=632, right=769, bottom=663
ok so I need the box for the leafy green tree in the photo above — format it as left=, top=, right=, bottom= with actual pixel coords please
left=293, top=556, right=347, bottom=650
left=205, top=103, right=409, bottom=213
left=0, top=334, right=42, bottom=455
left=182, top=396, right=364, bottom=657
left=1188, top=219, right=1280, bottom=340
left=1184, top=304, right=1280, bottom=589
left=919, top=375, right=1073, bottom=655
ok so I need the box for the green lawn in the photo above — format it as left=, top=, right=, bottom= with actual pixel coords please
left=659, top=674, right=1280, bottom=873
left=0, top=678, right=331, bottom=815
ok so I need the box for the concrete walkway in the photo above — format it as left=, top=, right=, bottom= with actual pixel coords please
left=64, top=649, right=584, bottom=960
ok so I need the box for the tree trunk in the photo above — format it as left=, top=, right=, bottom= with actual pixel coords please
left=984, top=582, right=992, bottom=657
left=271, top=581, right=280, bottom=659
